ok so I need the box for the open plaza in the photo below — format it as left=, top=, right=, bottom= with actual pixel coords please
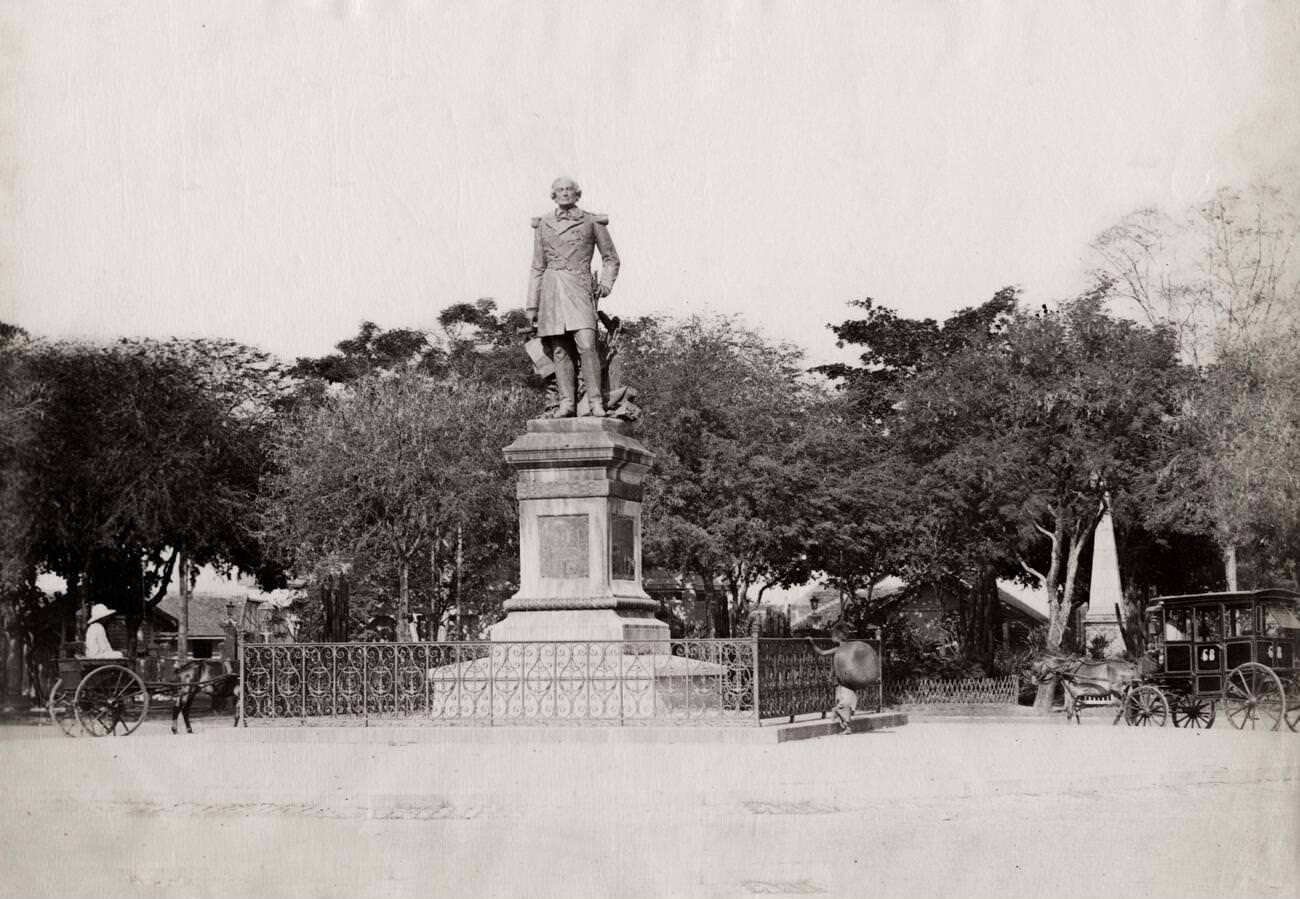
left=1, top=717, right=1296, bottom=899
left=4, top=6, right=1300, bottom=899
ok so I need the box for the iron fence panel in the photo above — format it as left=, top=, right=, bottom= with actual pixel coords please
left=242, top=639, right=760, bottom=727
left=756, top=633, right=885, bottom=720
left=757, top=638, right=835, bottom=720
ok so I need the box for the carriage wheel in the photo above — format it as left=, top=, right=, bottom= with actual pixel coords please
left=1285, top=677, right=1300, bottom=734
left=1223, top=662, right=1284, bottom=731
left=1123, top=685, right=1169, bottom=727
left=46, top=677, right=81, bottom=737
left=74, top=665, right=150, bottom=737
left=1170, top=694, right=1216, bottom=729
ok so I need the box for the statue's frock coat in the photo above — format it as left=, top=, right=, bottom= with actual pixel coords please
left=527, top=209, right=620, bottom=337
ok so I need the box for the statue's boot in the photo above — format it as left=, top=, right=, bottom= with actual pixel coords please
left=551, top=350, right=578, bottom=417
left=577, top=333, right=605, bottom=417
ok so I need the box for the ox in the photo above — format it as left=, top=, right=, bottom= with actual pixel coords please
left=1032, top=651, right=1158, bottom=724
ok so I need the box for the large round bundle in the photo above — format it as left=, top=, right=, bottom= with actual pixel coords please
left=833, top=641, right=881, bottom=690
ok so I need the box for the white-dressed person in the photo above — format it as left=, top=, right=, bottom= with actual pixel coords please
left=83, top=603, right=124, bottom=659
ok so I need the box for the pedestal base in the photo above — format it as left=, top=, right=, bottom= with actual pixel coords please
left=489, top=609, right=670, bottom=643
left=501, top=418, right=660, bottom=643
left=1083, top=616, right=1126, bottom=658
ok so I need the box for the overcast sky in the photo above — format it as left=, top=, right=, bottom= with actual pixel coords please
left=3, top=2, right=1298, bottom=368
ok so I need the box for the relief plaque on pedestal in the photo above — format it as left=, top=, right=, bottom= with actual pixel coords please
left=611, top=514, right=635, bottom=581
left=540, top=514, right=589, bottom=579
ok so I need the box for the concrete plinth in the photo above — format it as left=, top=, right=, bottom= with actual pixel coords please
left=217, top=711, right=909, bottom=743
left=1082, top=614, right=1126, bottom=658
left=492, top=418, right=669, bottom=643
left=489, top=609, right=668, bottom=642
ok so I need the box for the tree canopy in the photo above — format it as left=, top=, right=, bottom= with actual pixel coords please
left=621, top=314, right=816, bottom=635
left=821, top=289, right=1187, bottom=669
left=4, top=338, right=287, bottom=658
left=262, top=373, right=529, bottom=640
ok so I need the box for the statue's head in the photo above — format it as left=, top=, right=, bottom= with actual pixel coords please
left=551, top=176, right=582, bottom=207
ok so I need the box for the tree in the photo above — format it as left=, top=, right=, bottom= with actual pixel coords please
left=1092, top=183, right=1300, bottom=366
left=18, top=338, right=287, bottom=657
left=1143, top=330, right=1300, bottom=589
left=263, top=373, right=528, bottom=641
left=821, top=289, right=1184, bottom=678
left=0, top=325, right=43, bottom=699
left=976, top=300, right=1174, bottom=633
left=1094, top=184, right=1300, bottom=586
left=817, top=290, right=1021, bottom=666
left=290, top=308, right=540, bottom=404
left=885, top=334, right=1032, bottom=673
left=0, top=325, right=40, bottom=592
left=886, top=295, right=1184, bottom=704
left=816, top=289, right=1017, bottom=420
left=436, top=298, right=538, bottom=390
left=622, top=315, right=814, bottom=636
left=290, top=320, right=442, bottom=388
left=784, top=395, right=915, bottom=624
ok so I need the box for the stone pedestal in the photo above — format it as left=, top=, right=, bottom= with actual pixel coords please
left=490, top=418, right=670, bottom=643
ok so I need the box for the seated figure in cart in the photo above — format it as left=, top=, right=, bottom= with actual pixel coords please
left=83, top=604, right=124, bottom=659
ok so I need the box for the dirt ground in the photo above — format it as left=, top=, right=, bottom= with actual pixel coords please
left=1, top=719, right=1296, bottom=898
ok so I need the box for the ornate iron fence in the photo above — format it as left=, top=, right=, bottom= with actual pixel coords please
left=756, top=638, right=835, bottom=719
left=885, top=675, right=1020, bottom=705
left=240, top=639, right=758, bottom=726
left=240, top=635, right=901, bottom=727
left=756, top=632, right=884, bottom=721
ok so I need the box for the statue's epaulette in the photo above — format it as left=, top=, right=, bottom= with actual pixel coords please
left=530, top=217, right=541, bottom=228
left=590, top=213, right=609, bottom=225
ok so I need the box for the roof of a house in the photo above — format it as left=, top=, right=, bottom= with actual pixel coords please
left=788, top=587, right=895, bottom=628
left=997, top=588, right=1048, bottom=622
left=156, top=593, right=239, bottom=638
left=789, top=579, right=1049, bottom=629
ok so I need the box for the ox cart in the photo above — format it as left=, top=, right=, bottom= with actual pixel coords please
left=1142, top=588, right=1300, bottom=731
left=46, top=655, right=238, bottom=737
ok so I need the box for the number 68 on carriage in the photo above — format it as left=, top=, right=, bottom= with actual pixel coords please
left=1143, top=588, right=1300, bottom=732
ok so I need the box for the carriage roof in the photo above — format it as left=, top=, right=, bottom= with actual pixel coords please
left=1147, top=588, right=1300, bottom=611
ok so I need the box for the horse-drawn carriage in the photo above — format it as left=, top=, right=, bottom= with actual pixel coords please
left=1142, top=588, right=1299, bottom=731
left=46, top=653, right=238, bottom=737
left=1037, top=588, right=1300, bottom=730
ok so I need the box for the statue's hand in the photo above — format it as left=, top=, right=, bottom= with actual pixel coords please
left=595, top=282, right=611, bottom=299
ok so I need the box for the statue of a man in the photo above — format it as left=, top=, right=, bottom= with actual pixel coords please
left=526, top=176, right=620, bottom=417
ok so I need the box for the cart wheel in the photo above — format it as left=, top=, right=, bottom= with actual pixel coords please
left=74, top=665, right=150, bottom=737
left=1170, top=694, right=1216, bottom=729
left=1285, top=677, right=1300, bottom=734
left=1223, top=662, right=1285, bottom=731
left=46, top=677, right=81, bottom=737
left=1123, top=684, right=1169, bottom=727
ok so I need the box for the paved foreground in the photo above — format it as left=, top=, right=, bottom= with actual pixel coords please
left=1, top=720, right=1296, bottom=898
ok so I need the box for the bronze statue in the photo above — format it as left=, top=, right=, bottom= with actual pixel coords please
left=523, top=310, right=641, bottom=421
left=526, top=177, right=620, bottom=418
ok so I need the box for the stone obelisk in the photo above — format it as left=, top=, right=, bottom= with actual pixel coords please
left=489, top=417, right=669, bottom=643
left=1083, top=496, right=1126, bottom=657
